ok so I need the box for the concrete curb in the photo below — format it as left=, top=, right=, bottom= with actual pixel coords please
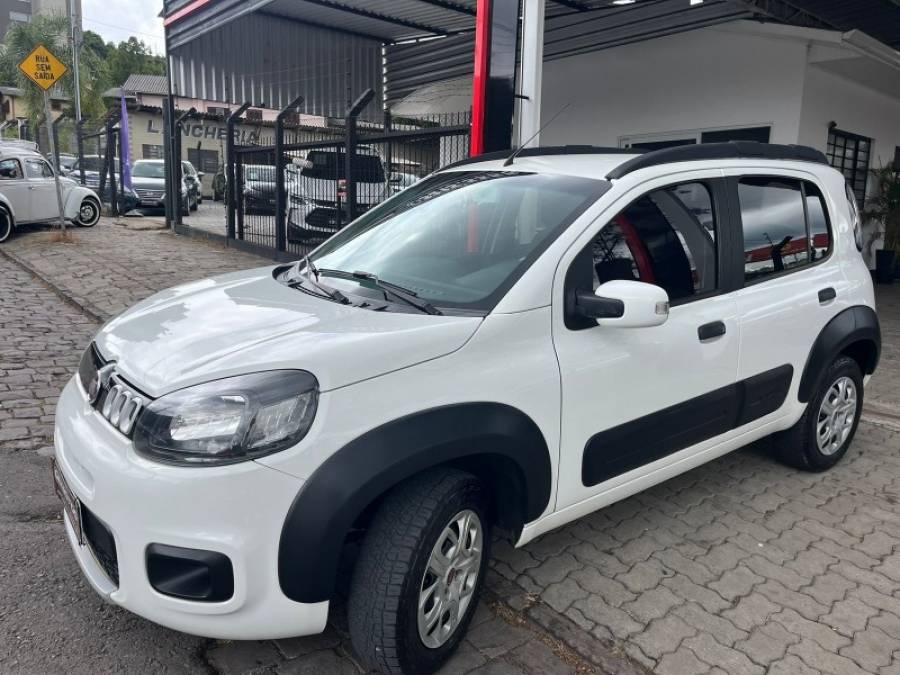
left=0, top=245, right=108, bottom=324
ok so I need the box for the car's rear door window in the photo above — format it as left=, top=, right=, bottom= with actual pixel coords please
left=738, top=177, right=831, bottom=282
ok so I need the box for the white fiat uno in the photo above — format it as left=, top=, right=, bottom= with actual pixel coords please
left=54, top=142, right=880, bottom=675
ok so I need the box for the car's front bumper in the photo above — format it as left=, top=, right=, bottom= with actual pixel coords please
left=53, top=377, right=329, bottom=640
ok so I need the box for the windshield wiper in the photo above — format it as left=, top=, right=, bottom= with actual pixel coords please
left=318, top=268, right=443, bottom=316
left=287, top=258, right=350, bottom=304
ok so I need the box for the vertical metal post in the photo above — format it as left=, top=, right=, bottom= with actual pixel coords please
left=173, top=107, right=196, bottom=225
left=106, top=118, right=118, bottom=217
left=383, top=109, right=393, bottom=182
left=51, top=115, right=65, bottom=173
left=76, top=119, right=85, bottom=185
left=162, top=103, right=172, bottom=226
left=275, top=95, right=304, bottom=253
left=226, top=102, right=250, bottom=240
left=344, top=89, right=375, bottom=223
left=43, top=92, right=66, bottom=233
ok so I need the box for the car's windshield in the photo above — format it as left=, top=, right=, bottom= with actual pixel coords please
left=311, top=171, right=608, bottom=311
left=132, top=162, right=165, bottom=179
left=245, top=166, right=275, bottom=182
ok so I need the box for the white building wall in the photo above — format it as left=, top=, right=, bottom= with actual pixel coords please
left=539, top=25, right=810, bottom=148
left=798, top=65, right=900, bottom=266
left=798, top=65, right=900, bottom=169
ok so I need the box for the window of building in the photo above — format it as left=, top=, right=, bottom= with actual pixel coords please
left=621, top=126, right=771, bottom=151
left=739, top=177, right=822, bottom=282
left=0, top=159, right=22, bottom=179
left=826, top=128, right=870, bottom=204
left=9, top=11, right=31, bottom=23
left=142, top=144, right=164, bottom=159
left=188, top=148, right=219, bottom=174
left=590, top=181, right=717, bottom=302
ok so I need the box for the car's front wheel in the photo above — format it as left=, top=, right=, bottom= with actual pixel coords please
left=77, top=198, right=100, bottom=227
left=0, top=207, right=13, bottom=242
left=775, top=355, right=863, bottom=471
left=348, top=468, right=491, bottom=675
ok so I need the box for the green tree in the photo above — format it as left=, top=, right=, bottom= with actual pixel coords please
left=104, top=36, right=165, bottom=88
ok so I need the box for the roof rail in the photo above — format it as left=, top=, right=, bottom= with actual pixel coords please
left=443, top=145, right=637, bottom=171
left=606, top=142, right=828, bottom=180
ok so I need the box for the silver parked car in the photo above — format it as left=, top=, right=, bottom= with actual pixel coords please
left=0, top=143, right=101, bottom=242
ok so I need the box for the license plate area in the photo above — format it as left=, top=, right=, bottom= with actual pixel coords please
left=52, top=458, right=83, bottom=545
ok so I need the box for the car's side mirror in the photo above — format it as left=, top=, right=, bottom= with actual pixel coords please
left=197, top=172, right=205, bottom=179
left=574, top=280, right=669, bottom=328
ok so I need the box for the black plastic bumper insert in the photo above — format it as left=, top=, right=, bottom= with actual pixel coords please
left=146, top=544, right=233, bottom=602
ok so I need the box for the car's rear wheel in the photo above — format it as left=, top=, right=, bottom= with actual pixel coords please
left=77, top=198, right=100, bottom=227
left=348, top=468, right=491, bottom=675
left=0, top=208, right=13, bottom=242
left=774, top=355, right=863, bottom=471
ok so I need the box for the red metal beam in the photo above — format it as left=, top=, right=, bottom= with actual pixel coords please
left=470, top=0, right=491, bottom=156
left=164, top=0, right=213, bottom=27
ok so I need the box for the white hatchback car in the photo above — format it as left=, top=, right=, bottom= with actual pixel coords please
left=54, top=142, right=880, bottom=675
left=0, top=145, right=101, bottom=241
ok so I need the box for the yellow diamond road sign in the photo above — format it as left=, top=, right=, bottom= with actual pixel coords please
left=18, top=44, right=68, bottom=91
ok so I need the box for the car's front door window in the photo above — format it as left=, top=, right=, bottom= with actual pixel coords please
left=24, top=158, right=54, bottom=179
left=589, top=181, right=718, bottom=303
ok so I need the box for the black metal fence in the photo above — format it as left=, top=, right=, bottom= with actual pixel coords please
left=227, top=90, right=471, bottom=257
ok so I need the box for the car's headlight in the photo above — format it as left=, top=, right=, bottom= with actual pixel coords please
left=133, top=371, right=318, bottom=466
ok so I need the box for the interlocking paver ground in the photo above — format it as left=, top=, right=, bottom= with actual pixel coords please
left=2, top=219, right=900, bottom=674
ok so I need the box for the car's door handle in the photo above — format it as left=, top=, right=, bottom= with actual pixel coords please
left=28, top=186, right=36, bottom=190
left=818, top=287, right=836, bottom=304
left=698, top=321, right=726, bottom=342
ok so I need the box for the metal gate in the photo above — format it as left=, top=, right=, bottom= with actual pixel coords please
left=227, top=90, right=471, bottom=257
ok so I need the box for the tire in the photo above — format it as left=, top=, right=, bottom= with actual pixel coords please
left=77, top=198, right=101, bottom=227
left=190, top=195, right=198, bottom=212
left=0, top=208, right=13, bottom=242
left=774, top=355, right=863, bottom=471
left=348, top=469, right=491, bottom=675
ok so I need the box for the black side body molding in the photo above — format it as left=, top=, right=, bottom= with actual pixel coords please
left=798, top=305, right=881, bottom=403
left=278, top=403, right=552, bottom=604
left=582, top=364, right=794, bottom=487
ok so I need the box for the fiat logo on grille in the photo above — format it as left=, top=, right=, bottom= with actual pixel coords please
left=88, top=363, right=116, bottom=405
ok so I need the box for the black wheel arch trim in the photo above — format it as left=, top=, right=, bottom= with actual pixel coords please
left=277, top=402, right=552, bottom=604
left=798, top=305, right=881, bottom=403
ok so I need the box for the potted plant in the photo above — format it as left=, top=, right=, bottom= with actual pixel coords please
left=865, top=164, right=900, bottom=284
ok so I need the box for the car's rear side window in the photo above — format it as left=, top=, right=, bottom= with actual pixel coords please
left=738, top=177, right=830, bottom=283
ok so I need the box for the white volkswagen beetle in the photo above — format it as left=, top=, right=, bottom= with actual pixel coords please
left=0, top=142, right=101, bottom=242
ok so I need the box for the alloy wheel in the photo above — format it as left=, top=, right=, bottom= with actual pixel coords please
left=417, top=509, right=483, bottom=649
left=817, top=376, right=857, bottom=455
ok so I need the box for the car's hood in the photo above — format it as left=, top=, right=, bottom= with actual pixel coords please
left=95, top=267, right=481, bottom=397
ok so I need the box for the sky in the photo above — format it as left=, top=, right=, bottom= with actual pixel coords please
left=81, top=0, right=166, bottom=55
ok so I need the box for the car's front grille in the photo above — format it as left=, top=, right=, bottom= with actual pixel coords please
left=135, top=189, right=164, bottom=199
left=81, top=344, right=148, bottom=437
left=82, top=505, right=119, bottom=586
